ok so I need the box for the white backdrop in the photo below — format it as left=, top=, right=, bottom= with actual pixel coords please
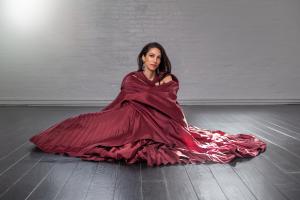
left=0, top=0, right=299, bottom=105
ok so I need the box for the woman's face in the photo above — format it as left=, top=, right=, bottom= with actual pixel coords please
left=142, top=47, right=161, bottom=71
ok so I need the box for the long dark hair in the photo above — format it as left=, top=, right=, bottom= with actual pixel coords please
left=137, top=42, right=172, bottom=79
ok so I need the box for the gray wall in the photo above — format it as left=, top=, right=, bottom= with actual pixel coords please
left=0, top=0, right=299, bottom=106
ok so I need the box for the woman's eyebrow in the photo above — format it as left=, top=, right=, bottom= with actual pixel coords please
left=150, top=53, right=161, bottom=56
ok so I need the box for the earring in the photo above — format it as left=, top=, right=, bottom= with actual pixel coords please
left=142, top=63, right=146, bottom=70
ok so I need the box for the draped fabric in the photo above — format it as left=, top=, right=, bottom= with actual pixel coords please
left=30, top=71, right=266, bottom=166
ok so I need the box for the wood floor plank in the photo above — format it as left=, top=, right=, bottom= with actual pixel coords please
left=247, top=112, right=300, bottom=140
left=0, top=142, right=34, bottom=174
left=0, top=112, right=58, bottom=158
left=0, top=127, right=35, bottom=158
left=141, top=162, right=169, bottom=200
left=0, top=150, right=44, bottom=198
left=26, top=157, right=79, bottom=200
left=54, top=160, right=98, bottom=200
left=84, top=161, right=118, bottom=200
left=204, top=111, right=300, bottom=200
left=271, top=115, right=300, bottom=131
left=239, top=127, right=300, bottom=172
left=185, top=164, right=227, bottom=200
left=140, top=162, right=164, bottom=181
left=162, top=165, right=199, bottom=200
left=113, top=162, right=142, bottom=200
left=0, top=108, right=31, bottom=135
left=207, top=113, right=300, bottom=172
left=246, top=112, right=300, bottom=140
left=288, top=172, right=300, bottom=184
left=231, top=159, right=288, bottom=200
left=198, top=114, right=291, bottom=200
left=236, top=114, right=300, bottom=155
left=0, top=154, right=58, bottom=200
left=249, top=156, right=300, bottom=200
left=208, top=164, right=256, bottom=200
left=275, top=183, right=300, bottom=200
left=142, top=181, right=168, bottom=200
left=211, top=113, right=300, bottom=200
left=269, top=111, right=300, bottom=129
left=251, top=156, right=298, bottom=185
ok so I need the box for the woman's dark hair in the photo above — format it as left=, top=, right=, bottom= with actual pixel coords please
left=137, top=42, right=172, bottom=79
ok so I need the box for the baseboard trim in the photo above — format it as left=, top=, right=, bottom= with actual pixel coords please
left=0, top=99, right=300, bottom=106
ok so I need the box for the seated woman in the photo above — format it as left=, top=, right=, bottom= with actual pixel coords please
left=30, top=42, right=266, bottom=167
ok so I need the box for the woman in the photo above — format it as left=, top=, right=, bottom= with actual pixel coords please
left=30, top=42, right=266, bottom=166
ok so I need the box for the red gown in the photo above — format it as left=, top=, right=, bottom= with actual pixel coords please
left=30, top=71, right=266, bottom=166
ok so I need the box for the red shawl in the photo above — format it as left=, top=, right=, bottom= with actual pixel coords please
left=30, top=70, right=266, bottom=166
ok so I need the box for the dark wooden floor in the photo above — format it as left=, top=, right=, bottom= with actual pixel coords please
left=0, top=105, right=300, bottom=200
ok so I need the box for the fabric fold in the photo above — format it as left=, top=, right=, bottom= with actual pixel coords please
left=30, top=70, right=266, bottom=166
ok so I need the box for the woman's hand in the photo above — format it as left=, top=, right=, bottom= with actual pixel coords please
left=155, top=75, right=172, bottom=86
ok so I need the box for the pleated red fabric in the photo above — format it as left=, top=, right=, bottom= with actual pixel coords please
left=30, top=70, right=266, bottom=166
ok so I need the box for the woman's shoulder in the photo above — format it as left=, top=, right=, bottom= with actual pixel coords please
left=120, top=71, right=139, bottom=87
left=124, top=70, right=138, bottom=77
left=122, top=71, right=139, bottom=80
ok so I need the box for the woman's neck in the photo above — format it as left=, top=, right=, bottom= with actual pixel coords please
left=142, top=69, right=156, bottom=81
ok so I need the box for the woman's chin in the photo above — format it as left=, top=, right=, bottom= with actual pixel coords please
left=149, top=67, right=158, bottom=71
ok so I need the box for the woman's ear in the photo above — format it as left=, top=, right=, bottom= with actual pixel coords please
left=142, top=55, right=145, bottom=62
